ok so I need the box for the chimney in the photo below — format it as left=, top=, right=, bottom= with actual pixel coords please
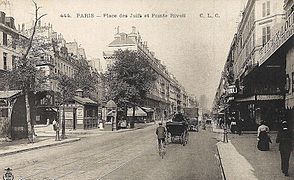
left=38, top=20, right=41, bottom=27
left=5, top=17, right=15, bottom=29
left=143, top=41, right=148, bottom=48
left=18, top=24, right=20, bottom=31
left=22, top=23, right=25, bottom=31
left=75, top=88, right=84, bottom=97
left=131, top=26, right=136, bottom=34
left=117, top=26, right=119, bottom=34
left=0, top=11, right=5, bottom=24
left=129, top=26, right=137, bottom=42
left=114, top=26, right=120, bottom=40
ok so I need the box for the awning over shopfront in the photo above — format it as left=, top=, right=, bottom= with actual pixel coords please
left=0, top=90, right=21, bottom=99
left=141, top=107, right=154, bottom=112
left=235, top=95, right=283, bottom=102
left=127, top=107, right=147, bottom=116
left=256, top=95, right=283, bottom=101
left=235, top=96, right=255, bottom=102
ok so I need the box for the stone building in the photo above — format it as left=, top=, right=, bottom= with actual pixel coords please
left=0, top=11, right=27, bottom=72
left=103, top=26, right=192, bottom=120
left=213, top=0, right=290, bottom=130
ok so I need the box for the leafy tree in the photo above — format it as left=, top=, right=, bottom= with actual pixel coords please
left=55, top=74, right=76, bottom=138
left=104, top=49, right=157, bottom=128
left=3, top=1, right=46, bottom=142
left=74, top=60, right=97, bottom=97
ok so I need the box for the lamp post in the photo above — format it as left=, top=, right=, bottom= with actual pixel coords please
left=106, top=100, right=117, bottom=131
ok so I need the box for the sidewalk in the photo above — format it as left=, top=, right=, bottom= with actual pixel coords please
left=214, top=125, right=294, bottom=180
left=0, top=137, right=80, bottom=157
left=0, top=122, right=154, bottom=157
left=35, top=122, right=155, bottom=135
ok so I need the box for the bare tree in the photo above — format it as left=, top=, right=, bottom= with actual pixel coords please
left=5, top=1, right=47, bottom=142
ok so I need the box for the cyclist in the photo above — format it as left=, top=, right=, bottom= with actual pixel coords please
left=156, top=122, right=166, bottom=150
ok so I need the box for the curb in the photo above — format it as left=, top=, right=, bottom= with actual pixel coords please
left=0, top=138, right=80, bottom=157
left=216, top=144, right=226, bottom=180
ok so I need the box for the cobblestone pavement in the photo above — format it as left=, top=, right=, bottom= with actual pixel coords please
left=0, top=125, right=222, bottom=180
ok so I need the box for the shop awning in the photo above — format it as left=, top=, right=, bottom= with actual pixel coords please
left=141, top=107, right=154, bottom=112
left=0, top=90, right=22, bottom=99
left=235, top=96, right=255, bottom=102
left=256, top=95, right=283, bottom=101
left=235, top=95, right=283, bottom=102
left=127, top=107, right=147, bottom=117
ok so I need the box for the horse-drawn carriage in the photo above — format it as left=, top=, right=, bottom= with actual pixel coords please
left=166, top=113, right=189, bottom=146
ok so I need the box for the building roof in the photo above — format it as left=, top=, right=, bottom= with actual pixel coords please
left=0, top=90, right=22, bottom=99
left=72, top=96, right=98, bottom=106
left=108, top=33, right=136, bottom=47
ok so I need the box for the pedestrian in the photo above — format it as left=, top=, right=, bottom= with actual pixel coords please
left=52, top=119, right=60, bottom=141
left=230, top=118, right=237, bottom=134
left=156, top=122, right=166, bottom=149
left=257, top=121, right=269, bottom=137
left=276, top=121, right=293, bottom=176
left=237, top=119, right=244, bottom=135
left=257, top=121, right=271, bottom=151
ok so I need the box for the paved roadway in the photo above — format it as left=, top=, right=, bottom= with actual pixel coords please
left=0, top=125, right=222, bottom=180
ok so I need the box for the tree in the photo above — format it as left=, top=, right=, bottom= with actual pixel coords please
left=73, top=60, right=97, bottom=97
left=4, top=1, right=46, bottom=142
left=104, top=49, right=157, bottom=128
left=55, top=59, right=99, bottom=137
left=56, top=75, right=76, bottom=138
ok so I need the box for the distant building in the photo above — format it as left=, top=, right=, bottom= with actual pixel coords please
left=103, top=26, right=191, bottom=119
left=20, top=21, right=97, bottom=125
left=88, top=58, right=103, bottom=73
left=0, top=11, right=27, bottom=72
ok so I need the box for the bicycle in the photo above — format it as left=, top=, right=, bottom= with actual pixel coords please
left=158, top=139, right=166, bottom=159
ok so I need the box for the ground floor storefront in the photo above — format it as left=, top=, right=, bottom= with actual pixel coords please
left=228, top=95, right=284, bottom=131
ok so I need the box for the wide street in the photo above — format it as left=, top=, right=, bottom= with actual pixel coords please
left=0, top=125, right=222, bottom=180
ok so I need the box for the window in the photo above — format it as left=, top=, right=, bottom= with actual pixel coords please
left=262, top=26, right=271, bottom=45
left=266, top=26, right=270, bottom=42
left=12, top=38, right=16, bottom=49
left=262, top=3, right=266, bottom=17
left=3, top=52, right=7, bottom=70
left=266, top=1, right=270, bottom=16
left=3, top=33, right=7, bottom=46
left=12, top=55, right=16, bottom=69
left=262, top=1, right=270, bottom=17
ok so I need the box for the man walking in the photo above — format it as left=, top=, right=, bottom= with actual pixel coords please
left=276, top=121, right=293, bottom=176
left=156, top=122, right=166, bottom=150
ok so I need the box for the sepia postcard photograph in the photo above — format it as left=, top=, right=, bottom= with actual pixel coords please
left=0, top=0, right=293, bottom=179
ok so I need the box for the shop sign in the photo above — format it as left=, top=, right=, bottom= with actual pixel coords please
left=226, top=85, right=237, bottom=95
left=259, top=12, right=294, bottom=65
left=77, top=120, right=83, bottom=125
left=77, top=107, right=84, bottom=119
left=65, top=111, right=73, bottom=119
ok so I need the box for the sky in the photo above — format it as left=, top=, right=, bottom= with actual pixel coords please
left=0, top=0, right=248, bottom=108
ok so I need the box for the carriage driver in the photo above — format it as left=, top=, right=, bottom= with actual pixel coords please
left=156, top=122, right=167, bottom=149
